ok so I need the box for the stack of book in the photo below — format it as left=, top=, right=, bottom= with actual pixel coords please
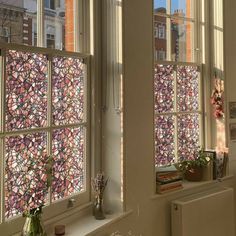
left=156, top=165, right=183, bottom=194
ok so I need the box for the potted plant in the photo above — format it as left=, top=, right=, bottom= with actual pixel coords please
left=175, top=148, right=212, bottom=181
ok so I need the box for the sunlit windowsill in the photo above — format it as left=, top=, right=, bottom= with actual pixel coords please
left=12, top=203, right=132, bottom=236
left=151, top=175, right=234, bottom=199
left=46, top=210, right=133, bottom=236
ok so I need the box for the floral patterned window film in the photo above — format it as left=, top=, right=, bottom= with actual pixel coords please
left=154, top=63, right=202, bottom=166
left=155, top=115, right=175, bottom=166
left=5, top=133, right=48, bottom=219
left=52, top=56, right=85, bottom=125
left=5, top=50, right=48, bottom=131
left=177, top=113, right=200, bottom=161
left=154, top=64, right=175, bottom=113
left=52, top=127, right=85, bottom=201
left=2, top=49, right=88, bottom=220
left=177, top=65, right=199, bottom=112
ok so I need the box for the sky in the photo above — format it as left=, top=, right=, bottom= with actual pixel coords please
left=154, top=0, right=186, bottom=13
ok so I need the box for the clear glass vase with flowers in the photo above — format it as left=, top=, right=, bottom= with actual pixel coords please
left=91, top=172, right=108, bottom=220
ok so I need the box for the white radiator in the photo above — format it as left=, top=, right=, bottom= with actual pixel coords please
left=171, top=187, right=235, bottom=236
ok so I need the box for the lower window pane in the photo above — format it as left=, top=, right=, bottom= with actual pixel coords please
left=52, top=127, right=85, bottom=201
left=5, top=132, right=48, bottom=218
left=177, top=113, right=200, bottom=161
left=155, top=115, right=175, bottom=166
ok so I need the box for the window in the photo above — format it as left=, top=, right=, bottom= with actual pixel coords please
left=46, top=25, right=56, bottom=48
left=3, top=49, right=88, bottom=219
left=154, top=0, right=197, bottom=62
left=0, top=0, right=90, bottom=235
left=154, top=64, right=202, bottom=166
left=153, top=0, right=204, bottom=167
left=158, top=25, right=165, bottom=39
left=0, top=26, right=9, bottom=42
left=157, top=49, right=166, bottom=60
left=45, top=0, right=56, bottom=10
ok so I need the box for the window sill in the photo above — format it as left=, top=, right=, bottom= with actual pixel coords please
left=151, top=175, right=234, bottom=199
left=12, top=203, right=132, bottom=236
left=46, top=210, right=133, bottom=236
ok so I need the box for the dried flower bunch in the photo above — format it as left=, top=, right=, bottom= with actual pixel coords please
left=210, top=77, right=224, bottom=119
left=91, top=172, right=108, bottom=199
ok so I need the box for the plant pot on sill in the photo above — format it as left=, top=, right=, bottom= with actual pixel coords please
left=184, top=166, right=203, bottom=181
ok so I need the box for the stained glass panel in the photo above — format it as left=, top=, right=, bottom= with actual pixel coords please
left=5, top=50, right=47, bottom=131
left=177, top=114, right=200, bottom=161
left=52, top=127, right=85, bottom=201
left=154, top=64, right=175, bottom=113
left=5, top=133, right=48, bottom=218
left=177, top=65, right=199, bottom=112
left=155, top=115, right=175, bottom=166
left=52, top=56, right=85, bottom=125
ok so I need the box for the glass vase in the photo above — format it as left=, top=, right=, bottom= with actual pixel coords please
left=94, top=197, right=105, bottom=220
left=22, top=214, right=47, bottom=236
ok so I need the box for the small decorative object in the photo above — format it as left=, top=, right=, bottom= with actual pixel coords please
left=210, top=72, right=224, bottom=119
left=175, top=147, right=212, bottom=181
left=22, top=155, right=53, bottom=236
left=22, top=206, right=46, bottom=236
left=54, top=225, right=65, bottom=235
left=91, top=172, right=108, bottom=220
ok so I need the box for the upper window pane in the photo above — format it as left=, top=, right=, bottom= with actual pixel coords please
left=154, top=16, right=168, bottom=61
left=0, top=1, right=81, bottom=52
left=171, top=0, right=195, bottom=18
left=171, top=20, right=195, bottom=62
left=5, top=50, right=48, bottom=131
left=154, top=0, right=167, bottom=11
left=44, top=0, right=66, bottom=50
left=0, top=0, right=36, bottom=45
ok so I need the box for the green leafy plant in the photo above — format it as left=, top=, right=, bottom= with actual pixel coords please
left=175, top=147, right=212, bottom=173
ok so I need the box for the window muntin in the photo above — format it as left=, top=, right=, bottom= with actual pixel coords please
left=154, top=63, right=202, bottom=167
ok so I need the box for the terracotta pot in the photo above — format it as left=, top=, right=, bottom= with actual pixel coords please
left=184, top=166, right=203, bottom=181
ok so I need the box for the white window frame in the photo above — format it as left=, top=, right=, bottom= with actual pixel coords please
left=0, top=0, right=92, bottom=235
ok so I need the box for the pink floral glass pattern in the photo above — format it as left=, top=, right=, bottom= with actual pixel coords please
left=155, top=115, right=175, bottom=166
left=52, top=127, right=84, bottom=201
left=177, top=65, right=199, bottom=112
left=5, top=50, right=47, bottom=131
left=177, top=114, right=200, bottom=161
left=5, top=133, right=48, bottom=218
left=154, top=64, right=175, bottom=113
left=52, top=56, right=85, bottom=125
